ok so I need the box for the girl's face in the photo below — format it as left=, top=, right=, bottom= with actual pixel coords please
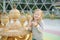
left=34, top=11, right=42, bottom=20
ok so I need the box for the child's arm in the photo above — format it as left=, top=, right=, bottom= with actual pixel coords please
left=37, top=20, right=44, bottom=33
left=25, top=21, right=32, bottom=33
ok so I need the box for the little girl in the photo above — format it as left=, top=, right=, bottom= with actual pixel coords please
left=27, top=9, right=44, bottom=40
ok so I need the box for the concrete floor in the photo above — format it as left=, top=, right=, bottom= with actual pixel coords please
left=43, top=19, right=60, bottom=40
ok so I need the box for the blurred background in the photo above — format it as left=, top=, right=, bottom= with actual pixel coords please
left=0, top=0, right=60, bottom=40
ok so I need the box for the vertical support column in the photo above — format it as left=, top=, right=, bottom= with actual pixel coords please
left=3, top=0, right=5, bottom=12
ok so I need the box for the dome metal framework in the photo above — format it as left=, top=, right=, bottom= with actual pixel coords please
left=0, top=0, right=60, bottom=16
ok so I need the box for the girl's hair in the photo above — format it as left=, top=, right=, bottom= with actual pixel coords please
left=33, top=9, right=43, bottom=21
left=34, top=9, right=43, bottom=16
